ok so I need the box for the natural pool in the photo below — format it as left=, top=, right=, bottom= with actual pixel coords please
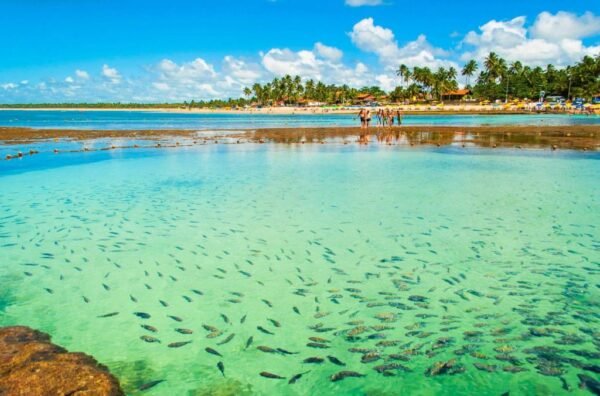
left=0, top=143, right=599, bottom=395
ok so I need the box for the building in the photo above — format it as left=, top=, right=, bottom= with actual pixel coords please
left=442, top=89, right=472, bottom=101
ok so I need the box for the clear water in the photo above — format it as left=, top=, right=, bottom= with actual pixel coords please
left=0, top=110, right=599, bottom=130
left=0, top=144, right=599, bottom=396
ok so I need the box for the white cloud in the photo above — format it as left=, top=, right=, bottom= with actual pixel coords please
left=462, top=12, right=600, bottom=66
left=152, top=82, right=170, bottom=91
left=314, top=42, right=343, bottom=62
left=222, top=56, right=263, bottom=84
left=102, top=64, right=121, bottom=83
left=65, top=76, right=74, bottom=84
left=350, top=18, right=456, bottom=69
left=1, top=83, right=17, bottom=90
left=345, top=0, right=383, bottom=6
left=531, top=11, right=600, bottom=41
left=75, top=69, right=90, bottom=80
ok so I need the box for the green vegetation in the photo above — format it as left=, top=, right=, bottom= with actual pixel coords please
left=1, top=53, right=598, bottom=108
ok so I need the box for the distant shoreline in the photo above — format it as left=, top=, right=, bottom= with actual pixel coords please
left=0, top=106, right=579, bottom=116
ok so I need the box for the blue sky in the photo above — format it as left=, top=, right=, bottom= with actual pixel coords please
left=1, top=0, right=598, bottom=102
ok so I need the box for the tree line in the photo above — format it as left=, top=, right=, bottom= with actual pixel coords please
left=1, top=53, right=597, bottom=108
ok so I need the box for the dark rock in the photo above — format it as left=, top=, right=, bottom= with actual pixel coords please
left=0, top=326, right=123, bottom=395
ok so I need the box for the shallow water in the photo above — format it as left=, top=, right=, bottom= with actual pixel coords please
left=0, top=143, right=599, bottom=395
left=0, top=110, right=599, bottom=130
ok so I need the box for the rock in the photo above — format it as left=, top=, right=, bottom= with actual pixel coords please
left=0, top=326, right=123, bottom=395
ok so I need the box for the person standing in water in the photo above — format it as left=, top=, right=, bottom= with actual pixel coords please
left=358, top=108, right=371, bottom=129
left=396, top=108, right=403, bottom=125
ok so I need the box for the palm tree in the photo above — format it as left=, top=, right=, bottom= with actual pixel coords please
left=243, top=87, right=252, bottom=100
left=484, top=52, right=507, bottom=82
left=396, top=64, right=410, bottom=87
left=462, top=60, right=478, bottom=87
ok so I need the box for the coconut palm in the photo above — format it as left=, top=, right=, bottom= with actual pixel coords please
left=462, top=60, right=478, bottom=87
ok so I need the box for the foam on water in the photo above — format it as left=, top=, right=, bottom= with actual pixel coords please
left=0, top=144, right=599, bottom=395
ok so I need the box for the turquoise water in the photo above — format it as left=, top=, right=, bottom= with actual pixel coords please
left=0, top=143, right=599, bottom=395
left=0, top=110, right=599, bottom=130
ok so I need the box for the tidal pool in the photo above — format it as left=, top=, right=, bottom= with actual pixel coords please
left=0, top=143, right=598, bottom=395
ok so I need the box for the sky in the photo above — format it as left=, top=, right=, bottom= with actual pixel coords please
left=0, top=0, right=599, bottom=103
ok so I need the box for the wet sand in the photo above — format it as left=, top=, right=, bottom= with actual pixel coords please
left=0, top=125, right=598, bottom=151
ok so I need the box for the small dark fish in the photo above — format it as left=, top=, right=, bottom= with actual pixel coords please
left=168, top=315, right=183, bottom=322
left=267, top=318, right=281, bottom=327
left=307, top=342, right=329, bottom=349
left=168, top=341, right=191, bottom=348
left=221, top=314, right=230, bottom=324
left=217, top=361, right=225, bottom=377
left=217, top=333, right=235, bottom=345
left=206, top=347, right=222, bottom=357
left=140, top=335, right=161, bottom=343
left=97, top=312, right=119, bottom=318
left=304, top=357, right=325, bottom=364
left=138, top=379, right=165, bottom=391
left=245, top=336, right=254, bottom=349
left=277, top=348, right=298, bottom=355
left=327, top=356, right=346, bottom=366
left=130, top=294, right=138, bottom=303
left=240, top=314, right=247, bottom=324
left=141, top=324, right=158, bottom=333
left=258, top=346, right=278, bottom=353
left=330, top=371, right=365, bottom=382
left=260, top=371, right=286, bottom=379
left=262, top=299, right=273, bottom=308
left=257, top=326, right=274, bottom=335
left=175, top=328, right=193, bottom=334
left=134, top=312, right=151, bottom=319
left=289, top=371, right=310, bottom=384
left=293, top=306, right=301, bottom=315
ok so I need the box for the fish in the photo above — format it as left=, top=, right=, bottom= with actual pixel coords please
left=327, top=356, right=346, bottom=366
left=175, top=328, right=193, bottom=334
left=330, top=371, right=365, bottom=382
left=138, top=379, right=165, bottom=391
left=134, top=312, right=151, bottom=319
left=140, top=335, right=161, bottom=343
left=168, top=315, right=183, bottom=322
left=217, top=333, right=235, bottom=345
left=97, top=312, right=119, bottom=318
left=240, top=314, right=247, bottom=324
left=303, top=357, right=325, bottom=364
left=141, top=324, right=158, bottom=333
left=260, top=372, right=286, bottom=379
left=217, top=361, right=225, bottom=377
left=289, top=371, right=310, bottom=384
left=245, top=336, right=254, bottom=349
left=307, top=342, right=329, bottom=349
left=168, top=341, right=192, bottom=348
left=267, top=318, right=281, bottom=327
left=257, top=326, right=274, bottom=335
left=206, top=347, right=222, bottom=357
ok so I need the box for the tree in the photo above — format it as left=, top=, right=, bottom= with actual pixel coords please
left=396, top=64, right=410, bottom=87
left=462, top=60, right=478, bottom=87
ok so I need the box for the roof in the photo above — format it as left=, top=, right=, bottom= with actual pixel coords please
left=356, top=94, right=375, bottom=100
left=443, top=89, right=471, bottom=96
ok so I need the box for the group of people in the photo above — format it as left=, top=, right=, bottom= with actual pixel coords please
left=357, top=108, right=403, bottom=129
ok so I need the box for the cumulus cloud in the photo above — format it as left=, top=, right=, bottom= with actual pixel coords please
left=1, top=83, right=17, bottom=90
left=314, top=42, right=343, bottom=62
left=349, top=18, right=456, bottom=70
left=345, top=0, right=383, bottom=6
left=531, top=11, right=600, bottom=41
left=75, top=69, right=90, bottom=80
left=462, top=12, right=600, bottom=66
left=102, top=64, right=121, bottom=83
left=222, top=56, right=264, bottom=84
left=260, top=44, right=374, bottom=87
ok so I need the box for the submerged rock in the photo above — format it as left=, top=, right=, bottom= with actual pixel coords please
left=0, top=326, right=123, bottom=395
